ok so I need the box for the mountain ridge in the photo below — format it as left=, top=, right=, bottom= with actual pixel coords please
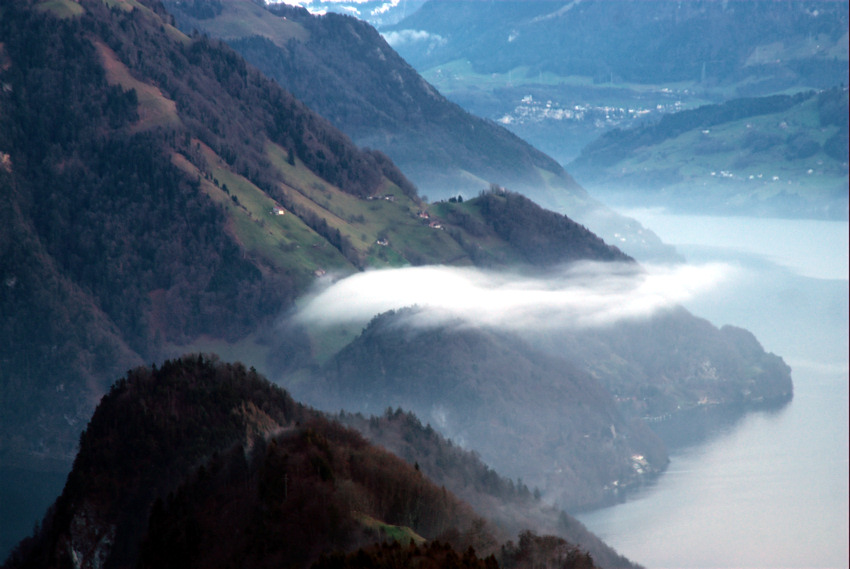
left=161, top=0, right=680, bottom=261
left=384, top=0, right=848, bottom=189
left=165, top=0, right=581, bottom=201
left=569, top=88, right=849, bottom=219
left=2, top=355, right=623, bottom=569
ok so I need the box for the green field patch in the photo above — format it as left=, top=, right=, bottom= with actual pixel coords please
left=355, top=513, right=426, bottom=546
left=185, top=0, right=309, bottom=46
left=597, top=95, right=849, bottom=214
left=95, top=41, right=181, bottom=132
left=173, top=145, right=353, bottom=279
left=267, top=143, right=469, bottom=267
left=35, top=0, right=84, bottom=18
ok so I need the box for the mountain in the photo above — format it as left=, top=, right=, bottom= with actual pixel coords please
left=389, top=0, right=848, bottom=88
left=2, top=355, right=614, bottom=569
left=160, top=0, right=680, bottom=261
left=294, top=302, right=791, bottom=511
left=384, top=0, right=849, bottom=167
left=0, top=0, right=794, bottom=562
left=336, top=409, right=638, bottom=569
left=0, top=0, right=397, bottom=474
left=301, top=308, right=668, bottom=512
left=163, top=0, right=583, bottom=203
left=0, top=0, right=629, bottom=474
left=569, top=88, right=849, bottom=219
left=0, top=0, right=646, bottom=555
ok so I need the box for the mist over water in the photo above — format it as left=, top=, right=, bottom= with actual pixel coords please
left=576, top=211, right=849, bottom=569
left=620, top=208, right=850, bottom=282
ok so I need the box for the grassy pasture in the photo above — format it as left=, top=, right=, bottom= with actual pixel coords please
left=35, top=0, right=84, bottom=18
left=95, top=41, right=181, bottom=132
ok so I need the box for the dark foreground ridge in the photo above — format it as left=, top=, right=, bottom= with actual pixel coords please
left=3, top=354, right=632, bottom=569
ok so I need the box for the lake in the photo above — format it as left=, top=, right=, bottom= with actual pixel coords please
left=576, top=212, right=850, bottom=569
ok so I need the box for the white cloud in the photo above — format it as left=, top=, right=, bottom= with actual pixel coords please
left=372, top=0, right=400, bottom=16
left=382, top=29, right=446, bottom=48
left=293, top=261, right=733, bottom=331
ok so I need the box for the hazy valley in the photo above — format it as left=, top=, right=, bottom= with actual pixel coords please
left=382, top=0, right=849, bottom=219
left=0, top=0, right=845, bottom=568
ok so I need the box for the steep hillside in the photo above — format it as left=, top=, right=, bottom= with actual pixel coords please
left=298, top=302, right=791, bottom=511
left=299, top=308, right=669, bottom=511
left=3, top=355, right=617, bottom=569
left=338, top=409, right=639, bottom=569
left=0, top=0, right=386, bottom=473
left=164, top=0, right=579, bottom=202
left=0, top=0, right=634, bottom=475
left=161, top=0, right=679, bottom=261
left=569, top=88, right=849, bottom=219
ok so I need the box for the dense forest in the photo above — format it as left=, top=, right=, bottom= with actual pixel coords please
left=300, top=307, right=669, bottom=511
left=338, top=409, right=639, bottom=569
left=2, top=355, right=607, bottom=569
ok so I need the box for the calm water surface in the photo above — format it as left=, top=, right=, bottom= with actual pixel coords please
left=577, top=213, right=849, bottom=569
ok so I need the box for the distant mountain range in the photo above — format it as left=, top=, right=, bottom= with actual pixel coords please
left=384, top=0, right=849, bottom=186
left=569, top=88, right=849, bottom=219
left=388, top=0, right=848, bottom=88
left=266, top=0, right=426, bottom=27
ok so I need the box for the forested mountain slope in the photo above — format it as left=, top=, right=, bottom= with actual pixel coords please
left=161, top=0, right=678, bottom=261
left=337, top=409, right=637, bottom=569
left=306, top=309, right=668, bottom=511
left=164, top=0, right=581, bottom=202
left=0, top=0, right=631, bottom=474
left=299, top=304, right=790, bottom=511
left=0, top=0, right=380, bottom=470
left=2, top=355, right=615, bottom=569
